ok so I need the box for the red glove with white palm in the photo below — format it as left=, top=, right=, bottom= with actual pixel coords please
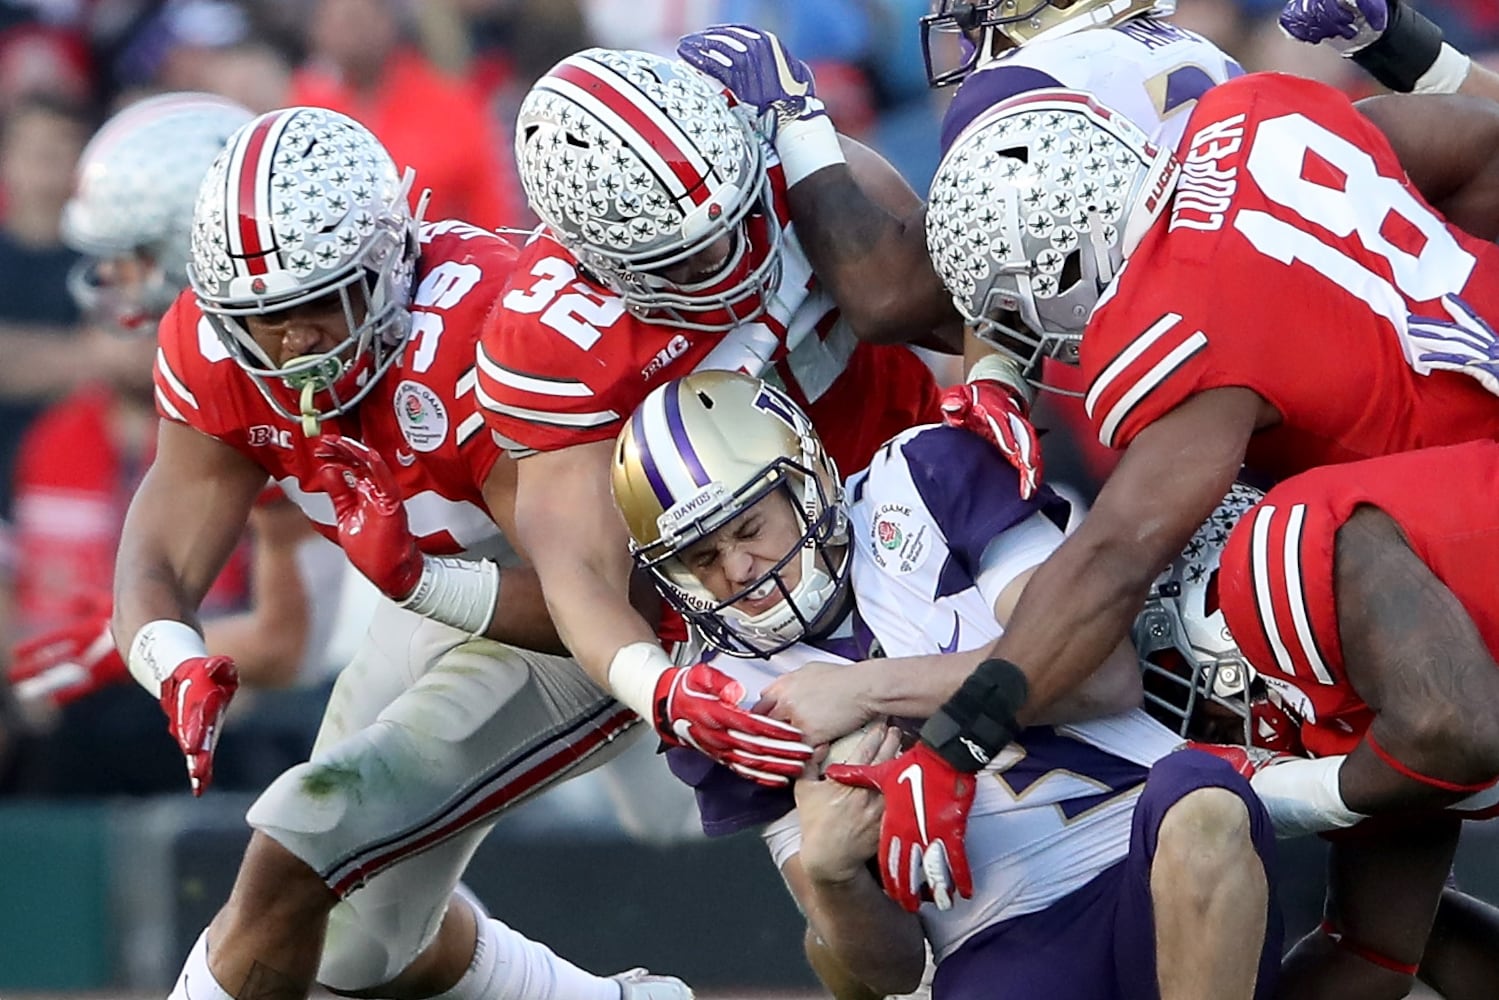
left=160, top=655, right=239, bottom=796
left=940, top=356, right=1042, bottom=499
left=314, top=436, right=422, bottom=600
left=9, top=610, right=126, bottom=707
left=826, top=741, right=977, bottom=911
left=655, top=661, right=814, bottom=786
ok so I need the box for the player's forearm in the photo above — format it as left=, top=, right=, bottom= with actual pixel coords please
left=799, top=868, right=926, bottom=996
left=995, top=530, right=1158, bottom=726
left=483, top=565, right=569, bottom=655
left=0, top=327, right=95, bottom=399
left=534, top=556, right=659, bottom=690
left=789, top=153, right=958, bottom=349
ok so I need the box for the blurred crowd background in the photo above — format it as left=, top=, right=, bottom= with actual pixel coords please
left=0, top=0, right=1493, bottom=805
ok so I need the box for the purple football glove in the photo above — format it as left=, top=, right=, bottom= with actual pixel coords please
left=677, top=25, right=826, bottom=136
left=1279, top=0, right=1389, bottom=52
left=1405, top=296, right=1499, bottom=397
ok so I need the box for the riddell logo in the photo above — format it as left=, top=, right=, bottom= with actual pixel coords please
left=250, top=277, right=267, bottom=294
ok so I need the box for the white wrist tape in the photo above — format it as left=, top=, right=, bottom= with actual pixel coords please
left=128, top=619, right=208, bottom=698
left=1415, top=43, right=1471, bottom=94
left=967, top=353, right=1036, bottom=409
left=776, top=114, right=845, bottom=188
left=607, top=641, right=674, bottom=721
left=1250, top=754, right=1367, bottom=839
left=400, top=556, right=500, bottom=636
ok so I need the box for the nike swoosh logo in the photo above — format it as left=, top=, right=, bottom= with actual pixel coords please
left=940, top=614, right=961, bottom=655
left=771, top=44, right=809, bottom=97
left=898, top=762, right=930, bottom=844
left=177, top=678, right=192, bottom=727
left=396, top=449, right=416, bottom=466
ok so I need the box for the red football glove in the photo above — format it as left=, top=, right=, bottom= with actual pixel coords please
left=940, top=379, right=1042, bottom=500
left=159, top=656, right=239, bottom=796
left=655, top=662, right=813, bottom=786
left=314, top=436, right=423, bottom=600
left=9, top=615, right=127, bottom=707
left=1184, top=740, right=1295, bottom=779
left=827, top=741, right=977, bottom=912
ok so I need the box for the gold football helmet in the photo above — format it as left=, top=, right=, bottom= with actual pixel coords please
left=921, top=0, right=1177, bottom=87
left=612, top=370, right=849, bottom=656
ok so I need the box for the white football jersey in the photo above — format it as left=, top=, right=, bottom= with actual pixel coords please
left=940, top=16, right=1244, bottom=155
left=845, top=425, right=1180, bottom=960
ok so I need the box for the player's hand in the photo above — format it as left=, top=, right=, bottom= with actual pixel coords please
left=940, top=379, right=1042, bottom=500
left=655, top=661, right=814, bottom=786
left=758, top=660, right=877, bottom=747
left=9, top=612, right=127, bottom=707
left=1279, top=0, right=1388, bottom=52
left=1405, top=296, right=1499, bottom=397
left=826, top=741, right=977, bottom=912
left=796, top=725, right=904, bottom=885
left=314, top=436, right=423, bottom=601
left=159, top=655, right=239, bottom=796
left=676, top=25, right=825, bottom=136
left=1183, top=740, right=1296, bottom=779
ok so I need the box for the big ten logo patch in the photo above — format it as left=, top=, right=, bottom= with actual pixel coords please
left=248, top=424, right=292, bottom=449
left=393, top=380, right=449, bottom=452
left=870, top=503, right=929, bottom=575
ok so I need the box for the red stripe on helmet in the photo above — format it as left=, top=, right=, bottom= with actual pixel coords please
left=549, top=60, right=713, bottom=206
left=232, top=113, right=283, bottom=276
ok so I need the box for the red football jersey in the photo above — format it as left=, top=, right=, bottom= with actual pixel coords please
left=13, top=386, right=250, bottom=638
left=1219, top=442, right=1499, bottom=758
left=475, top=168, right=941, bottom=477
left=1082, top=74, right=1499, bottom=480
left=153, top=222, right=519, bottom=559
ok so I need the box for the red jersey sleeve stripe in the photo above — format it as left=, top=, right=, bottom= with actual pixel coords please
left=473, top=376, right=619, bottom=429
left=154, top=385, right=187, bottom=423
left=155, top=348, right=199, bottom=411
left=476, top=346, right=593, bottom=398
left=1086, top=311, right=1206, bottom=447
left=1247, top=503, right=1336, bottom=687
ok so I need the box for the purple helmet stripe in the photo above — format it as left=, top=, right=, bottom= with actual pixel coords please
left=664, top=382, right=711, bottom=487
left=631, top=403, right=675, bottom=508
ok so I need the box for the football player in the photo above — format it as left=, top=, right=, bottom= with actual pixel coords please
left=674, top=10, right=1238, bottom=504
left=821, top=70, right=1499, bottom=925
left=111, top=108, right=687, bottom=1000
left=469, top=48, right=957, bottom=794
left=611, top=370, right=1280, bottom=1000
left=1144, top=464, right=1499, bottom=1000
left=7, top=93, right=332, bottom=708
left=1279, top=0, right=1499, bottom=104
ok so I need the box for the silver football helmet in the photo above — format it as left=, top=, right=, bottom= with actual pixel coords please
left=921, top=0, right=1179, bottom=87
left=1134, top=483, right=1276, bottom=745
left=63, top=92, right=254, bottom=332
left=926, top=88, right=1179, bottom=384
left=516, top=48, right=782, bottom=332
left=612, top=371, right=849, bottom=656
left=188, top=107, right=424, bottom=434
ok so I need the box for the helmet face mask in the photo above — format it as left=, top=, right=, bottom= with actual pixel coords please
left=613, top=371, right=850, bottom=657
left=920, top=0, right=1179, bottom=88
left=62, top=92, right=254, bottom=332
left=188, top=108, right=423, bottom=432
left=517, top=49, right=783, bottom=333
left=641, top=462, right=849, bottom=657
left=1133, top=483, right=1304, bottom=747
left=927, top=89, right=1178, bottom=390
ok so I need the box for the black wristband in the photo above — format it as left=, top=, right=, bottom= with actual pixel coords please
left=920, top=657, right=1029, bottom=773
left=1350, top=0, right=1446, bottom=93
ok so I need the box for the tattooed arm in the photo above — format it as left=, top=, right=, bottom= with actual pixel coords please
left=790, top=136, right=963, bottom=352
